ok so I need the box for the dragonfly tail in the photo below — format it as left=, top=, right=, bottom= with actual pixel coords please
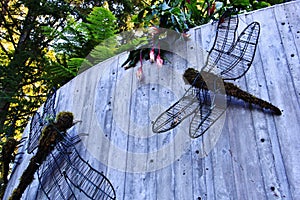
left=225, top=82, right=281, bottom=115
left=9, top=155, right=40, bottom=200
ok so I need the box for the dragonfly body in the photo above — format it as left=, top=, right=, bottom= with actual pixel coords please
left=183, top=68, right=281, bottom=115
left=9, top=112, right=74, bottom=200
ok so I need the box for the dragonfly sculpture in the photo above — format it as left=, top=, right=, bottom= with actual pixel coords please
left=152, top=12, right=281, bottom=138
left=9, top=89, right=116, bottom=200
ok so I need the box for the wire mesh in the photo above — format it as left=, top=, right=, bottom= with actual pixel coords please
left=205, top=20, right=260, bottom=80
left=152, top=87, right=200, bottom=133
left=37, top=136, right=116, bottom=200
left=189, top=90, right=227, bottom=138
left=27, top=88, right=56, bottom=153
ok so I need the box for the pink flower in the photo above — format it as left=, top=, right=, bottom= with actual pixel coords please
left=149, top=48, right=155, bottom=63
left=136, top=66, right=144, bottom=81
left=182, top=32, right=191, bottom=39
left=149, top=26, right=160, bottom=35
left=186, top=0, right=191, bottom=4
left=208, top=2, right=216, bottom=16
left=156, top=54, right=163, bottom=67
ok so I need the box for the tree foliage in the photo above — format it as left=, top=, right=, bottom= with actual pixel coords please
left=0, top=0, right=80, bottom=196
left=0, top=1, right=118, bottom=197
left=52, top=6, right=117, bottom=72
left=133, top=0, right=285, bottom=32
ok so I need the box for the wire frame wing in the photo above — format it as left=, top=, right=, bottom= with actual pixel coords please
left=205, top=22, right=260, bottom=80
left=42, top=88, right=57, bottom=123
left=203, top=12, right=239, bottom=73
left=37, top=139, right=116, bottom=200
left=27, top=111, right=43, bottom=153
left=152, top=87, right=200, bottom=133
left=189, top=89, right=227, bottom=138
left=37, top=149, right=76, bottom=200
left=64, top=148, right=116, bottom=199
left=36, top=135, right=82, bottom=199
left=27, top=89, right=57, bottom=154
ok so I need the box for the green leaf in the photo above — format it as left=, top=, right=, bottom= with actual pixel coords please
left=252, top=1, right=271, bottom=9
left=137, top=9, right=146, bottom=20
left=231, top=0, right=250, bottom=7
left=264, top=0, right=284, bottom=5
left=170, top=7, right=181, bottom=15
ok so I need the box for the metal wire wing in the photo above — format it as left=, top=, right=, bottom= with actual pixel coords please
left=204, top=21, right=260, bottom=80
left=27, top=89, right=57, bottom=153
left=36, top=136, right=116, bottom=200
left=152, top=87, right=201, bottom=133
left=27, top=111, right=43, bottom=153
left=207, top=12, right=239, bottom=67
left=36, top=135, right=82, bottom=199
left=42, top=88, right=57, bottom=123
left=189, top=89, right=226, bottom=138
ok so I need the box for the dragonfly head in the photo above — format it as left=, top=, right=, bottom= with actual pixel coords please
left=183, top=68, right=202, bottom=86
left=55, top=112, right=74, bottom=131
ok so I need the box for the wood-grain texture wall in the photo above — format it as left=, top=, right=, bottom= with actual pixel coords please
left=4, top=1, right=300, bottom=199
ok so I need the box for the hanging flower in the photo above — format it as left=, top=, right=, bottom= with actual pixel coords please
left=136, top=50, right=144, bottom=81
left=182, top=32, right=191, bottom=39
left=156, top=43, right=163, bottom=67
left=149, top=48, right=155, bottom=63
left=208, top=2, right=216, bottom=16
left=149, top=26, right=160, bottom=35
left=136, top=66, right=144, bottom=81
left=156, top=54, right=163, bottom=67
